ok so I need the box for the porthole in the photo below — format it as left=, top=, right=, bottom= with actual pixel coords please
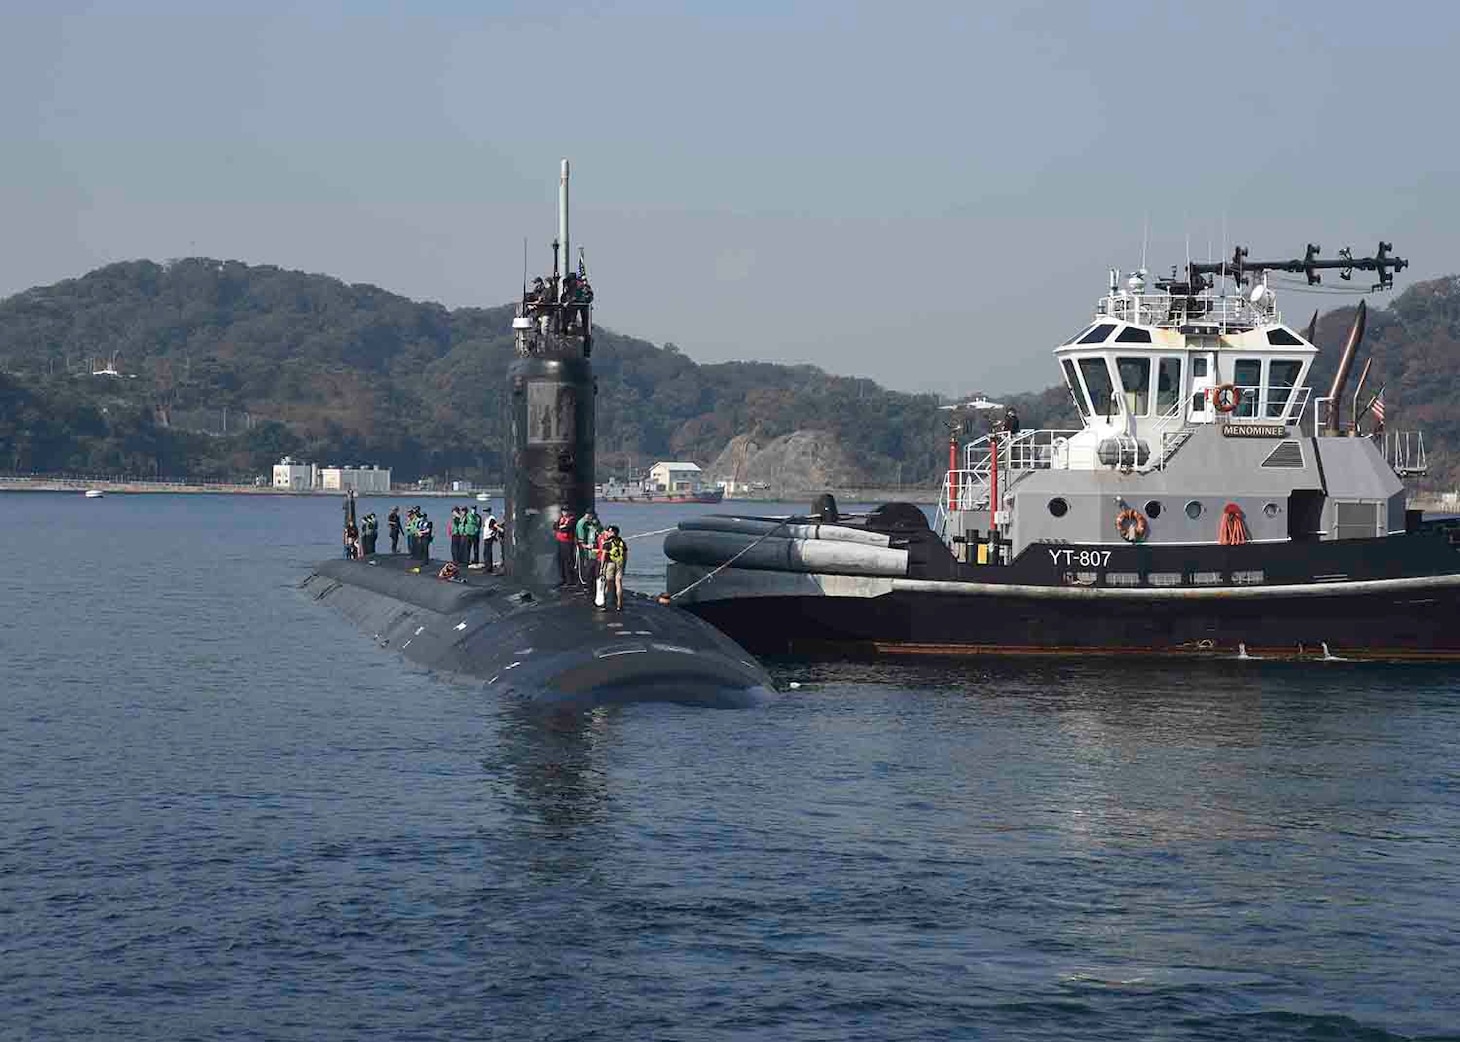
left=1144, top=500, right=1163, bottom=519
left=1048, top=497, right=1069, bottom=518
left=1264, top=502, right=1280, bottom=518
left=1185, top=500, right=1204, bottom=520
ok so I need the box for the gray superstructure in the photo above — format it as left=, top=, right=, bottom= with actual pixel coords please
left=937, top=255, right=1418, bottom=561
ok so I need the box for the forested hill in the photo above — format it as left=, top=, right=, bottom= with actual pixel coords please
left=1305, top=276, right=1460, bottom=486
left=0, top=258, right=1456, bottom=488
left=0, top=258, right=1069, bottom=485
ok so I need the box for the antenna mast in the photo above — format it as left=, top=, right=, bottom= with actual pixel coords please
left=1189, top=242, right=1408, bottom=291
left=558, top=158, right=570, bottom=302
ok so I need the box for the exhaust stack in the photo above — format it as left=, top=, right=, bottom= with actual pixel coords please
left=1324, top=299, right=1367, bottom=434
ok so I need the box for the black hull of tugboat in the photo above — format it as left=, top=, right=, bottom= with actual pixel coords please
left=669, top=520, right=1460, bottom=661
left=683, top=583, right=1460, bottom=661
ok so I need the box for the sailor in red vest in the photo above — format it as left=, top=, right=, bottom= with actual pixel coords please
left=553, top=507, right=577, bottom=587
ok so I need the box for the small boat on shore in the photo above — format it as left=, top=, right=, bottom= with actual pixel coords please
left=666, top=240, right=1460, bottom=660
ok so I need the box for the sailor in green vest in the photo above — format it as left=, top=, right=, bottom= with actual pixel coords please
left=467, top=506, right=483, bottom=566
left=575, top=509, right=603, bottom=586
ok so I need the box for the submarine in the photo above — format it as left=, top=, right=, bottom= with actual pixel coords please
left=303, top=161, right=773, bottom=708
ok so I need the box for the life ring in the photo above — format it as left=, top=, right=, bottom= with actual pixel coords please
left=1115, top=507, right=1148, bottom=543
left=1212, top=383, right=1239, bottom=413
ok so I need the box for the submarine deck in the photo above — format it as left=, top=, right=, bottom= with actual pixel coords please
left=305, top=552, right=773, bottom=706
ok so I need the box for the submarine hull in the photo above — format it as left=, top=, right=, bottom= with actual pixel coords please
left=304, top=556, right=772, bottom=708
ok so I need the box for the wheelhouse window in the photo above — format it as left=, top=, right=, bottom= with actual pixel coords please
left=1062, top=324, right=1096, bottom=346
left=1078, top=357, right=1116, bottom=418
left=1116, top=356, right=1151, bottom=416
left=1061, top=358, right=1089, bottom=417
left=1267, top=327, right=1304, bottom=346
left=1267, top=359, right=1302, bottom=418
left=1156, top=357, right=1182, bottom=414
left=1077, top=324, right=1116, bottom=345
left=1233, top=358, right=1262, bottom=418
left=1193, top=357, right=1209, bottom=378
left=1115, top=326, right=1153, bottom=343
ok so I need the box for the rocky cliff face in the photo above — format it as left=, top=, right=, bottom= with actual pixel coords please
left=707, top=430, right=870, bottom=491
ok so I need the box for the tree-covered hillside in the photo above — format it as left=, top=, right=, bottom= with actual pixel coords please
left=1, top=258, right=1453, bottom=489
left=1305, top=277, right=1460, bottom=487
left=0, top=259, right=1069, bottom=484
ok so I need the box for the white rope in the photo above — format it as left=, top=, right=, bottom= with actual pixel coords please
left=624, top=526, right=676, bottom=540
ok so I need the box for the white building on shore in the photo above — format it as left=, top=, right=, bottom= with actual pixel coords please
left=648, top=461, right=705, bottom=493
left=272, top=456, right=318, bottom=491
left=320, top=464, right=391, bottom=494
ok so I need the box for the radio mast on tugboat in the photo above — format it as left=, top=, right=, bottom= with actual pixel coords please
left=664, top=241, right=1460, bottom=660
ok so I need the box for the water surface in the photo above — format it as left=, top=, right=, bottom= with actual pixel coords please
left=2, top=492, right=1457, bottom=1040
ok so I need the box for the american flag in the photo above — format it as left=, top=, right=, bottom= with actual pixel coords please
left=1366, top=384, right=1386, bottom=428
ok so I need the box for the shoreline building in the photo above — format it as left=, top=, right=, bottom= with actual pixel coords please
left=320, top=464, right=391, bottom=494
left=648, top=461, right=706, bottom=494
left=272, top=456, right=318, bottom=491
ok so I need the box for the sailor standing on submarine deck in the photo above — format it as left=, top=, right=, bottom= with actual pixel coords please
left=467, top=506, right=482, bottom=566
left=554, top=508, right=577, bottom=586
left=483, top=508, right=501, bottom=572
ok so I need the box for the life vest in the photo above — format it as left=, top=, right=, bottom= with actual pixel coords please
left=554, top=514, right=576, bottom=542
left=606, top=537, right=626, bottom=564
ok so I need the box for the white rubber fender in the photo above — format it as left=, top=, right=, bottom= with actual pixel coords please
left=664, top=529, right=909, bottom=577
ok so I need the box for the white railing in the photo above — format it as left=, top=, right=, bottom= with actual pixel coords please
left=938, top=429, right=1083, bottom=537
left=1386, top=430, right=1428, bottom=476
left=1140, top=399, right=1188, bottom=471
left=960, top=428, right=1083, bottom=474
left=1097, top=292, right=1277, bottom=330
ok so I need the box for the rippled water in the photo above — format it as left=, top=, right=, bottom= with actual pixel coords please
left=2, top=492, right=1458, bottom=1041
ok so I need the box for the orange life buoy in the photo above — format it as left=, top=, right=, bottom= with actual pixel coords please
left=1212, top=383, right=1239, bottom=413
left=1115, top=507, right=1148, bottom=543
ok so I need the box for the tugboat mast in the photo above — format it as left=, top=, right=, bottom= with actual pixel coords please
left=1188, top=242, right=1408, bottom=291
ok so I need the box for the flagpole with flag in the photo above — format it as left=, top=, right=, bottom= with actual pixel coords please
left=1362, top=383, right=1386, bottom=434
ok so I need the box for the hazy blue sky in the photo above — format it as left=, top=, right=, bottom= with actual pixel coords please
left=2, top=1, right=1457, bottom=394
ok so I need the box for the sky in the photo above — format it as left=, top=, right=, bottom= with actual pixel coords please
left=2, top=0, right=1458, bottom=395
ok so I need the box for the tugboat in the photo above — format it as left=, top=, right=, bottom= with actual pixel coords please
left=664, top=243, right=1460, bottom=660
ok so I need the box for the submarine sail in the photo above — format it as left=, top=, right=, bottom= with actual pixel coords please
left=304, top=161, right=772, bottom=707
